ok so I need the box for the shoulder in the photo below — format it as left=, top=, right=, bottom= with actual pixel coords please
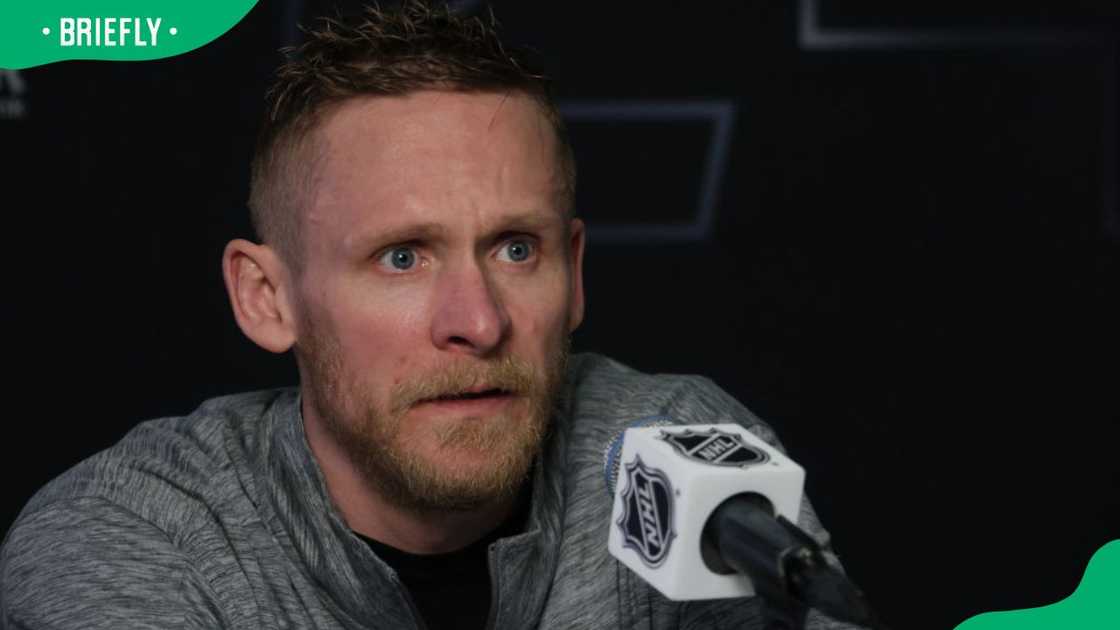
left=0, top=496, right=226, bottom=628
left=0, top=388, right=295, bottom=627
left=564, top=352, right=779, bottom=445
left=554, top=353, right=786, bottom=509
left=5, top=388, right=296, bottom=555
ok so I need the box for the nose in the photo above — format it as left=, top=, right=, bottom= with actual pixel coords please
left=430, top=258, right=511, bottom=356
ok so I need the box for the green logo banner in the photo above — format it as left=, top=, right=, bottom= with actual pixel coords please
left=0, top=1, right=259, bottom=69
left=955, top=540, right=1120, bottom=629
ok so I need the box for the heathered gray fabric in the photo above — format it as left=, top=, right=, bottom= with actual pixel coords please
left=1, top=353, right=864, bottom=629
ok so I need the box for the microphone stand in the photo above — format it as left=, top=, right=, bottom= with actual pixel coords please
left=701, top=494, right=881, bottom=630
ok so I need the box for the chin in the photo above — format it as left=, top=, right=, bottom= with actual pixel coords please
left=394, top=424, right=539, bottom=509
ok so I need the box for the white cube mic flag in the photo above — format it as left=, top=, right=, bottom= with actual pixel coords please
left=603, top=419, right=882, bottom=629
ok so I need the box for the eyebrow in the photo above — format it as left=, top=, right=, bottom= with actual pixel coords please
left=488, top=213, right=559, bottom=236
left=357, top=213, right=561, bottom=252
left=369, top=222, right=450, bottom=248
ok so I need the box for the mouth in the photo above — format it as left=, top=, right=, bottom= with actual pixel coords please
left=432, top=385, right=508, bottom=399
left=413, top=387, right=517, bottom=413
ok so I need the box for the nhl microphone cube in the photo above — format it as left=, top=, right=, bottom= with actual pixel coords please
left=607, top=423, right=805, bottom=601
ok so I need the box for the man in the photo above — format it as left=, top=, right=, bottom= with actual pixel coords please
left=1, top=3, right=863, bottom=628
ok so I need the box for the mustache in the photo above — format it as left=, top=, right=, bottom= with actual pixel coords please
left=388, top=355, right=538, bottom=415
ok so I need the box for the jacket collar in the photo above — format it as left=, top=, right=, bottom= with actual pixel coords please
left=254, top=385, right=571, bottom=628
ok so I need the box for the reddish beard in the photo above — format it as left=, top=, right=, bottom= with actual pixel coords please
left=299, top=330, right=569, bottom=512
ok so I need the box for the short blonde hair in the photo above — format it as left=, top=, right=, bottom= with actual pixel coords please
left=248, top=1, right=576, bottom=269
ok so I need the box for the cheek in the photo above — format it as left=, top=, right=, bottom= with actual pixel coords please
left=504, top=275, right=572, bottom=347
left=328, top=288, right=429, bottom=383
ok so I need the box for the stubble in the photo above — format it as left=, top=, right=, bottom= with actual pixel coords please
left=300, top=328, right=569, bottom=513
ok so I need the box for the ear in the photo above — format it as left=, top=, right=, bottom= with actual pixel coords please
left=222, top=239, right=298, bottom=353
left=566, top=218, right=586, bottom=332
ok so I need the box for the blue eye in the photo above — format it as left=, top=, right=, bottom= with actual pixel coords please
left=380, top=246, right=417, bottom=271
left=498, top=239, right=534, bottom=263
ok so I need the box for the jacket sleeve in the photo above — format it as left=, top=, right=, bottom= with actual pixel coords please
left=1, top=496, right=226, bottom=629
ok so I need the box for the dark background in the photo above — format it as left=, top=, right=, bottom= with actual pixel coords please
left=2, top=1, right=1118, bottom=628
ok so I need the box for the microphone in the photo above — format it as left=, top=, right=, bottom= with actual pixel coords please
left=603, top=419, right=880, bottom=629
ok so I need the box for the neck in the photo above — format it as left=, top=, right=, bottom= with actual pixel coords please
left=301, top=399, right=517, bottom=554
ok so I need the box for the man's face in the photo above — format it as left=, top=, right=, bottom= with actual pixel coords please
left=291, top=90, right=583, bottom=513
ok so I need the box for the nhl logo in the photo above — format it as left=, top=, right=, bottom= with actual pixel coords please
left=616, top=456, right=676, bottom=567
left=659, top=428, right=769, bottom=467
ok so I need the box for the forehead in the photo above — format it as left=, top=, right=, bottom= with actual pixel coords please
left=319, top=89, right=555, bottom=150
left=302, top=90, right=564, bottom=246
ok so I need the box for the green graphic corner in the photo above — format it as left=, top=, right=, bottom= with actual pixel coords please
left=955, top=540, right=1120, bottom=630
left=1, top=1, right=259, bottom=70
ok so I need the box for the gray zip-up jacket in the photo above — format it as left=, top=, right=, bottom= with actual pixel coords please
left=1, top=353, right=863, bottom=629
